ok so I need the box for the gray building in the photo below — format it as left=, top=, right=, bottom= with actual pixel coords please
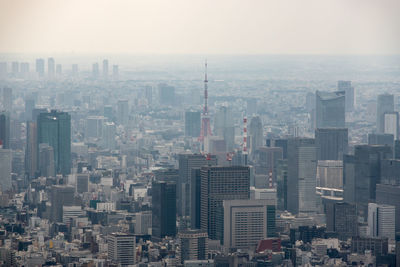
left=368, top=133, right=394, bottom=149
left=287, top=138, right=317, bottom=215
left=343, top=145, right=392, bottom=219
left=152, top=181, right=177, bottom=239
left=326, top=202, right=358, bottom=240
left=178, top=154, right=217, bottom=217
left=315, top=128, right=348, bottom=160
left=158, top=83, right=175, bottom=106
left=254, top=146, right=283, bottom=182
left=380, top=159, right=400, bottom=185
left=0, top=111, right=10, bottom=149
left=200, top=166, right=250, bottom=240
left=37, top=110, right=71, bottom=175
left=249, top=116, right=264, bottom=155
left=338, top=80, right=354, bottom=112
left=315, top=90, right=345, bottom=128
left=377, top=94, right=394, bottom=133
left=76, top=173, right=89, bottom=193
left=214, top=106, right=235, bottom=151
left=185, top=111, right=201, bottom=138
left=108, top=233, right=136, bottom=266
left=35, top=58, right=45, bottom=77
left=50, top=185, right=75, bottom=222
left=0, top=148, right=12, bottom=192
left=117, top=99, right=129, bottom=125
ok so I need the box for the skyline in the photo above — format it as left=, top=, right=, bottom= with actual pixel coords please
left=0, top=0, right=400, bottom=55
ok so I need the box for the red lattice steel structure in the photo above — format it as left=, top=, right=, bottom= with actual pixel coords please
left=199, top=61, right=212, bottom=142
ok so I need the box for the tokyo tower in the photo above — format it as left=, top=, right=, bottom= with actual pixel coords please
left=198, top=61, right=212, bottom=142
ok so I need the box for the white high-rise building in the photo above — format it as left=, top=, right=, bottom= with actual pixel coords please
left=223, top=199, right=276, bottom=250
left=368, top=203, right=395, bottom=240
left=108, top=233, right=136, bottom=266
left=63, top=206, right=85, bottom=224
left=0, top=148, right=12, bottom=192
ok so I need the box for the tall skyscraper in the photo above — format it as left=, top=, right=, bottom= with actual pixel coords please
left=72, top=64, right=78, bottom=77
left=152, top=181, right=177, bottom=239
left=178, top=153, right=217, bottom=217
left=343, top=145, right=392, bottom=219
left=117, top=99, right=129, bottom=125
left=191, top=168, right=202, bottom=229
left=35, top=58, right=45, bottom=77
left=377, top=94, right=394, bottom=133
left=368, top=203, right=395, bottom=240
left=38, top=143, right=55, bottom=177
left=102, top=59, right=109, bottom=78
left=102, top=122, right=116, bottom=150
left=287, top=138, right=317, bottom=215
left=92, top=63, right=99, bottom=78
left=25, top=98, right=35, bottom=121
left=249, top=116, right=264, bottom=155
left=246, top=98, right=258, bottom=116
left=254, top=146, right=283, bottom=182
left=2, top=87, right=12, bottom=112
left=177, top=230, right=208, bottom=264
left=223, top=199, right=276, bottom=249
left=50, top=185, right=75, bottom=222
left=20, top=62, right=29, bottom=78
left=338, top=80, right=354, bottom=112
left=108, top=233, right=136, bottom=266
left=0, top=148, right=12, bottom=192
left=158, top=83, right=175, bottom=106
left=315, top=90, right=345, bottom=128
left=25, top=122, right=37, bottom=178
left=200, top=166, right=250, bottom=240
left=0, top=112, right=10, bottom=149
left=315, top=128, right=348, bottom=160
left=56, top=64, right=62, bottom=76
left=214, top=106, right=235, bottom=151
left=326, top=202, right=358, bottom=240
left=11, top=62, right=19, bottom=77
left=112, top=65, right=118, bottom=80
left=185, top=111, right=201, bottom=138
left=37, top=110, right=71, bottom=175
left=384, top=112, right=399, bottom=140
left=47, top=58, right=55, bottom=78
left=0, top=62, right=7, bottom=78
left=145, top=85, right=152, bottom=106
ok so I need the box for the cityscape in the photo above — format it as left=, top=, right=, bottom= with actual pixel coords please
left=1, top=1, right=400, bottom=267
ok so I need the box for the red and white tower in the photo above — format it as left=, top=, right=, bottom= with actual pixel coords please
left=199, top=61, right=212, bottom=142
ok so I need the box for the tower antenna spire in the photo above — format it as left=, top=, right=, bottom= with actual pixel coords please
left=199, top=60, right=212, bottom=144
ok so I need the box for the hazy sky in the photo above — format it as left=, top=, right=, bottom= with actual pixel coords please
left=0, top=0, right=399, bottom=54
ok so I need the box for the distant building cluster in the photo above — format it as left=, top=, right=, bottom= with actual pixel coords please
left=0, top=57, right=399, bottom=266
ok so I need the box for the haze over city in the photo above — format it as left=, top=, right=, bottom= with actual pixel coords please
left=0, top=1, right=400, bottom=267
left=1, top=0, right=400, bottom=54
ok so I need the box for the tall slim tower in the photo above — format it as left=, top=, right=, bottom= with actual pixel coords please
left=199, top=61, right=212, bottom=143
